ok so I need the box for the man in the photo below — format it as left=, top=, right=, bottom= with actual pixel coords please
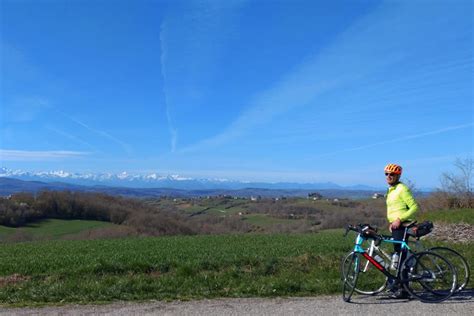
left=384, top=163, right=419, bottom=299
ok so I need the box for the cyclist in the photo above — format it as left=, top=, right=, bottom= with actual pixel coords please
left=385, top=163, right=419, bottom=298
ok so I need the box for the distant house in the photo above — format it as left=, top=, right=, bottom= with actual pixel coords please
left=308, top=192, right=322, bottom=200
left=372, top=193, right=384, bottom=199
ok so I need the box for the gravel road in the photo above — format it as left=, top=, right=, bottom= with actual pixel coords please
left=1, top=291, right=473, bottom=316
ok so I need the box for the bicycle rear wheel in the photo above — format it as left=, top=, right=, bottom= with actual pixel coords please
left=341, top=252, right=360, bottom=302
left=429, top=247, right=470, bottom=292
left=341, top=251, right=387, bottom=295
left=402, top=251, right=457, bottom=303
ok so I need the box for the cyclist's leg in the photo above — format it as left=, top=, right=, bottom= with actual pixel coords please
left=391, top=226, right=404, bottom=255
left=390, top=226, right=410, bottom=297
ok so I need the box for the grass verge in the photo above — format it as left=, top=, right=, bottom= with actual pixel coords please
left=0, top=230, right=472, bottom=306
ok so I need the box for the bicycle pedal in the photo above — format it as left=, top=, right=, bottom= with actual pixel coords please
left=386, top=279, right=398, bottom=290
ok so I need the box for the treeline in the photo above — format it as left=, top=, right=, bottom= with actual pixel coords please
left=0, top=191, right=254, bottom=236
left=0, top=191, right=195, bottom=236
left=1, top=191, right=133, bottom=226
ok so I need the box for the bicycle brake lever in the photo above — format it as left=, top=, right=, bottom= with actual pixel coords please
left=374, top=235, right=382, bottom=246
left=343, top=226, right=350, bottom=237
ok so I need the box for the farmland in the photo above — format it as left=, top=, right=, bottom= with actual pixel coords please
left=0, top=191, right=472, bottom=306
left=0, top=231, right=343, bottom=305
left=0, top=228, right=472, bottom=306
left=0, top=219, right=118, bottom=242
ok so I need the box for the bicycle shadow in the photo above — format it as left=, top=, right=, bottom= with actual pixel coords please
left=349, top=288, right=474, bottom=305
left=442, top=288, right=474, bottom=304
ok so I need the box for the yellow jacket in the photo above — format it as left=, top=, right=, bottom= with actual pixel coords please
left=386, top=182, right=419, bottom=223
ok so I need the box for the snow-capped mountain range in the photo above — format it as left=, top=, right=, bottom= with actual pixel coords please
left=0, top=167, right=379, bottom=191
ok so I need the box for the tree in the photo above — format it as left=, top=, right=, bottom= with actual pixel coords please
left=440, top=157, right=473, bottom=208
left=403, top=178, right=418, bottom=195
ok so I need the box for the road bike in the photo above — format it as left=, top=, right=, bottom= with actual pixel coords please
left=409, top=241, right=470, bottom=292
left=341, top=224, right=457, bottom=303
left=343, top=222, right=470, bottom=295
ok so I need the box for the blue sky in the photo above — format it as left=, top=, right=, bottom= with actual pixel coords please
left=1, top=0, right=472, bottom=187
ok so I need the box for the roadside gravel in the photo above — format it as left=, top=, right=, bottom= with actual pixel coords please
left=1, top=292, right=473, bottom=316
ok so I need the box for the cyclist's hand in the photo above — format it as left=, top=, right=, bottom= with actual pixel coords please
left=391, top=218, right=401, bottom=230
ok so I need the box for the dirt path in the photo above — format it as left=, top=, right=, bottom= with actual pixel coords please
left=1, top=292, right=473, bottom=316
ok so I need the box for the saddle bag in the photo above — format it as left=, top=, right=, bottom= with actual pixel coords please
left=407, top=221, right=434, bottom=237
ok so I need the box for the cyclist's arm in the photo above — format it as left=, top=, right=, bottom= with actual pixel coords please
left=398, top=186, right=418, bottom=222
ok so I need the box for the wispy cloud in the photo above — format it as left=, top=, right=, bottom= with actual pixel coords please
left=4, top=96, right=52, bottom=123
left=45, top=126, right=97, bottom=151
left=0, top=149, right=89, bottom=161
left=159, top=0, right=248, bottom=153
left=314, top=123, right=473, bottom=158
left=59, top=112, right=132, bottom=154
left=178, top=3, right=407, bottom=153
left=180, top=2, right=471, bottom=154
left=160, top=20, right=178, bottom=153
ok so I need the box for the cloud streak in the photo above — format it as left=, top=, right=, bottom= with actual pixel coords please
left=59, top=112, right=132, bottom=154
left=314, top=123, right=473, bottom=158
left=159, top=1, right=249, bottom=153
left=178, top=3, right=407, bottom=153
left=160, top=20, right=178, bottom=153
left=4, top=96, right=52, bottom=123
left=180, top=1, right=471, bottom=154
left=0, top=149, right=89, bottom=161
left=45, top=126, right=98, bottom=151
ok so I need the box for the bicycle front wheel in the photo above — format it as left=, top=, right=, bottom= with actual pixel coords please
left=342, top=251, right=387, bottom=295
left=429, top=247, right=470, bottom=292
left=402, top=251, right=457, bottom=303
left=342, top=252, right=360, bottom=302
left=341, top=252, right=360, bottom=302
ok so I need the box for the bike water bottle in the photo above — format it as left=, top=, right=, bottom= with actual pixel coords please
left=374, top=254, right=387, bottom=268
left=390, top=253, right=399, bottom=270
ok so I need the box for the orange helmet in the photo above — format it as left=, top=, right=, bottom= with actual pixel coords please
left=384, top=163, right=402, bottom=175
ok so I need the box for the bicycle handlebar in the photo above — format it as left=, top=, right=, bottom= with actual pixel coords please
left=344, top=223, right=382, bottom=242
left=344, top=224, right=358, bottom=237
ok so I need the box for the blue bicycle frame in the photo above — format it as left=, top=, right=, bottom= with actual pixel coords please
left=353, top=233, right=411, bottom=282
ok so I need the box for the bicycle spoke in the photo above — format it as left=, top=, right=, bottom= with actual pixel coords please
left=403, top=252, right=457, bottom=303
left=429, top=247, right=470, bottom=292
left=342, top=252, right=360, bottom=302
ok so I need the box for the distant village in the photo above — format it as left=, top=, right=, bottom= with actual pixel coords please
left=163, top=191, right=386, bottom=203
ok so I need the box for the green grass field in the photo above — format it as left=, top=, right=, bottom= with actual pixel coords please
left=0, top=229, right=472, bottom=306
left=0, top=231, right=348, bottom=305
left=0, top=208, right=472, bottom=306
left=418, top=208, right=474, bottom=225
left=243, top=214, right=308, bottom=227
left=0, top=219, right=116, bottom=241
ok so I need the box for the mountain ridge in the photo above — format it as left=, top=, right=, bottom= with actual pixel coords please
left=0, top=167, right=382, bottom=191
left=0, top=177, right=388, bottom=199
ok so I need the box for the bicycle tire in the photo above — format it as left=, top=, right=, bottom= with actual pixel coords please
left=341, top=251, right=387, bottom=295
left=402, top=251, right=457, bottom=303
left=341, top=252, right=360, bottom=302
left=428, top=246, right=470, bottom=292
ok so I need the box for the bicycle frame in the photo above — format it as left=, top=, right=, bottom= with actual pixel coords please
left=352, top=233, right=412, bottom=283
left=344, top=224, right=458, bottom=303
